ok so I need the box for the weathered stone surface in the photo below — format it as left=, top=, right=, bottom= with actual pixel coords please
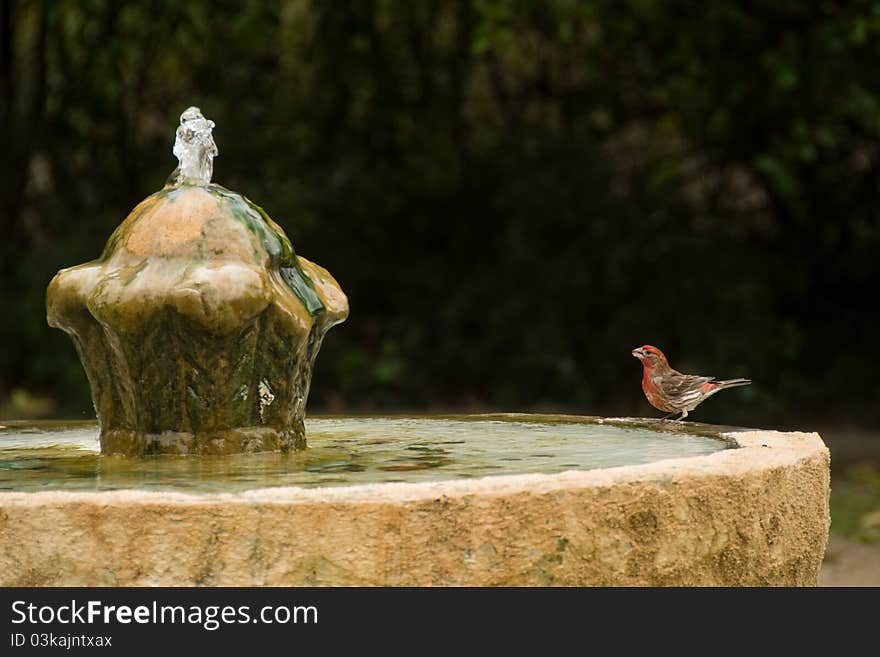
left=46, top=184, right=347, bottom=455
left=0, top=427, right=829, bottom=586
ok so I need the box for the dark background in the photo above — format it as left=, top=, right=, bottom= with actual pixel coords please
left=1, top=1, right=878, bottom=448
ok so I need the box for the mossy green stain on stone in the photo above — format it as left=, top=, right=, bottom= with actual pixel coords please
left=211, top=185, right=325, bottom=316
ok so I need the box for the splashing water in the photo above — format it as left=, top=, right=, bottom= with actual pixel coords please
left=171, top=106, right=217, bottom=185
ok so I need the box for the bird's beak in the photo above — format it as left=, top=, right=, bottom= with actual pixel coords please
left=631, top=348, right=643, bottom=359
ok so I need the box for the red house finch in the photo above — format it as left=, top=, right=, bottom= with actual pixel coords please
left=631, top=345, right=750, bottom=420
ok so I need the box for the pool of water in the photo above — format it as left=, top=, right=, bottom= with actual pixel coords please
left=0, top=416, right=732, bottom=494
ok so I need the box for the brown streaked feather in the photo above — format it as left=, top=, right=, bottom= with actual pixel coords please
left=655, top=370, right=714, bottom=400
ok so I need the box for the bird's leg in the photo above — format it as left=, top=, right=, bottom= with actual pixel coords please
left=677, top=409, right=688, bottom=422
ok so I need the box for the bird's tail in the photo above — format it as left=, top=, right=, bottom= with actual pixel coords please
left=716, top=378, right=751, bottom=390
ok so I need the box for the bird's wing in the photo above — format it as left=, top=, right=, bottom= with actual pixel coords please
left=655, top=371, right=715, bottom=403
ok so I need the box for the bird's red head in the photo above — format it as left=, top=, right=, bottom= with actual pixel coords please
left=631, top=344, right=668, bottom=369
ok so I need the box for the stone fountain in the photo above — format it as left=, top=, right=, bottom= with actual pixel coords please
left=46, top=108, right=348, bottom=455
left=0, top=109, right=830, bottom=586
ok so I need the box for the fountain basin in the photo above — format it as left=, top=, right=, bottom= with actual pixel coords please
left=0, top=415, right=829, bottom=586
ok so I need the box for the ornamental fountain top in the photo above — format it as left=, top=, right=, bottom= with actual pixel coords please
left=46, top=107, right=348, bottom=456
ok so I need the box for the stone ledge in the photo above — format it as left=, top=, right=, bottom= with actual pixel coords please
left=0, top=425, right=830, bottom=586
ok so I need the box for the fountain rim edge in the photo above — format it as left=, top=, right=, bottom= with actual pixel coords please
left=0, top=425, right=827, bottom=505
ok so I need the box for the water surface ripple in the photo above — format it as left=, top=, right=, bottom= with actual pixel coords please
left=0, top=417, right=730, bottom=494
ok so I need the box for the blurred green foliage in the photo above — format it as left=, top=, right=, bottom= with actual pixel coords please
left=1, top=0, right=878, bottom=424
left=830, top=464, right=880, bottom=542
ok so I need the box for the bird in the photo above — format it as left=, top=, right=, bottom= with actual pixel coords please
left=631, top=345, right=750, bottom=421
